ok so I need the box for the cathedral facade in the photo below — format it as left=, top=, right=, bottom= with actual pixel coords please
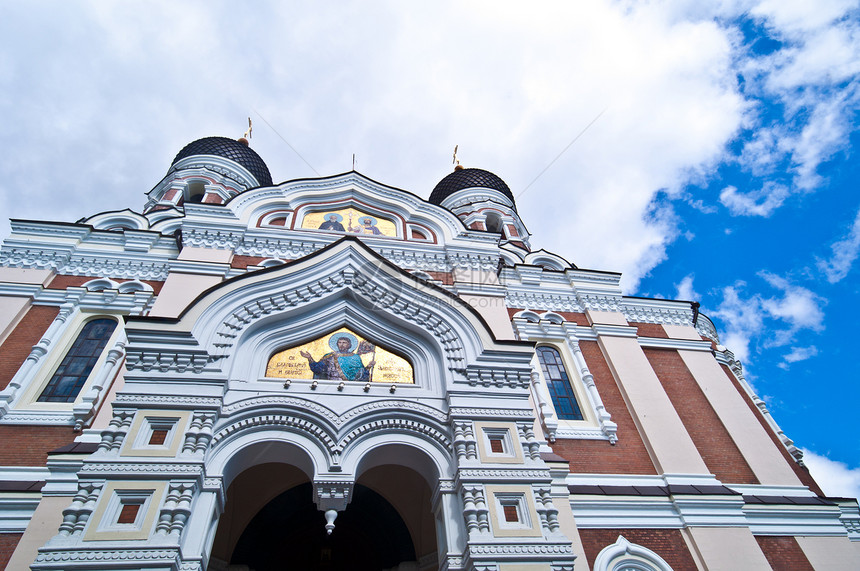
left=0, top=136, right=857, bottom=570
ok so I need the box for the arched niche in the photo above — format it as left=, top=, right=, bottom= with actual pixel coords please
left=225, top=295, right=450, bottom=395
left=266, top=326, right=414, bottom=385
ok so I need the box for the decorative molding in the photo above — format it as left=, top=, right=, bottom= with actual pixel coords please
left=181, top=228, right=244, bottom=250
left=449, top=408, right=535, bottom=420
left=78, top=463, right=202, bottom=476
left=124, top=350, right=222, bottom=374
left=111, top=394, right=222, bottom=408
left=33, top=548, right=180, bottom=566
left=696, top=314, right=720, bottom=344
left=593, top=536, right=672, bottom=571
left=620, top=298, right=694, bottom=327
left=505, top=290, right=583, bottom=313
left=468, top=544, right=574, bottom=555
left=463, top=367, right=531, bottom=389
left=457, top=469, right=551, bottom=481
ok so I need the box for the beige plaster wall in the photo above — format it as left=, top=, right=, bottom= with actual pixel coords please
left=458, top=294, right=515, bottom=340
left=0, top=296, right=30, bottom=346
left=678, top=349, right=800, bottom=486
left=0, top=268, right=54, bottom=286
left=148, top=272, right=223, bottom=318
left=597, top=332, right=709, bottom=475
left=687, top=527, right=771, bottom=570
left=550, top=494, right=590, bottom=570
left=6, top=496, right=66, bottom=570
left=0, top=268, right=54, bottom=347
left=796, top=535, right=860, bottom=568
left=177, top=247, right=233, bottom=264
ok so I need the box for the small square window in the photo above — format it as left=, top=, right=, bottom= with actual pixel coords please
left=148, top=429, right=169, bottom=446
left=482, top=427, right=513, bottom=458
left=116, top=502, right=141, bottom=525
left=489, top=437, right=505, bottom=454
left=503, top=504, right=519, bottom=522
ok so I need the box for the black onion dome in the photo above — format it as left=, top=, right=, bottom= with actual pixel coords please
left=429, top=168, right=516, bottom=211
left=171, top=137, right=272, bottom=187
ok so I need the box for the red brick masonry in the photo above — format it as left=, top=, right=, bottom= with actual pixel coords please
left=0, top=305, right=58, bottom=391
left=551, top=341, right=657, bottom=475
left=644, top=347, right=758, bottom=484
left=755, top=536, right=814, bottom=570
left=578, top=528, right=697, bottom=570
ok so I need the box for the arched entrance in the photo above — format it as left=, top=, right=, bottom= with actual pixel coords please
left=209, top=463, right=437, bottom=571
left=231, top=482, right=415, bottom=570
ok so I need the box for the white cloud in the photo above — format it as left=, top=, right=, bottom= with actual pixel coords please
left=777, top=345, right=818, bottom=369
left=0, top=0, right=856, bottom=291
left=759, top=272, right=825, bottom=333
left=675, top=274, right=699, bottom=301
left=710, top=272, right=825, bottom=363
left=818, top=208, right=860, bottom=283
left=719, top=182, right=790, bottom=216
left=802, top=448, right=860, bottom=501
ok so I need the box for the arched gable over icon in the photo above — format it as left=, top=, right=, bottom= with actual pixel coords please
left=124, top=236, right=535, bottom=398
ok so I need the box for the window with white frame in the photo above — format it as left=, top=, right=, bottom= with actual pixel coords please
left=37, top=318, right=117, bottom=403
left=536, top=345, right=584, bottom=420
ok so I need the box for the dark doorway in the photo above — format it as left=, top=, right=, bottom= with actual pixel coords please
left=230, top=482, right=416, bottom=571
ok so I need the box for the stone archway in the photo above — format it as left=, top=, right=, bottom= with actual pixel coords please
left=208, top=463, right=435, bottom=571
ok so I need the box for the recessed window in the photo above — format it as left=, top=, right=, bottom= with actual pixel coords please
left=37, top=318, right=117, bottom=403
left=485, top=212, right=503, bottom=234
left=537, top=346, right=583, bottom=420
left=489, top=437, right=505, bottom=454
left=148, top=428, right=169, bottom=446
left=503, top=504, right=520, bottom=522
left=186, top=181, right=206, bottom=203
left=116, top=502, right=141, bottom=525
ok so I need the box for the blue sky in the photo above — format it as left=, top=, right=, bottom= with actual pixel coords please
left=1, top=1, right=858, bottom=498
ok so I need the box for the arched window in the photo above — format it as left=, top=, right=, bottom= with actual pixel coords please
left=37, top=318, right=117, bottom=403
left=186, top=181, right=206, bottom=203
left=536, top=346, right=583, bottom=420
left=485, top=212, right=503, bottom=235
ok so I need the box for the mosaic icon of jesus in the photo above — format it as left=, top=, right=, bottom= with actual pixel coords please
left=300, top=332, right=375, bottom=382
left=265, top=328, right=414, bottom=384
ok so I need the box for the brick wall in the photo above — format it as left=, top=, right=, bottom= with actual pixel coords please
left=721, top=365, right=824, bottom=495
left=644, top=348, right=758, bottom=484
left=0, top=426, right=76, bottom=466
left=755, top=536, right=814, bottom=570
left=0, top=305, right=59, bottom=391
left=630, top=322, right=668, bottom=339
left=578, top=528, right=697, bottom=570
left=0, top=533, right=22, bottom=569
left=425, top=271, right=454, bottom=285
left=230, top=255, right=266, bottom=269
left=551, top=341, right=657, bottom=475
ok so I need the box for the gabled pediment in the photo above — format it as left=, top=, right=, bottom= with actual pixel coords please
left=125, top=237, right=534, bottom=389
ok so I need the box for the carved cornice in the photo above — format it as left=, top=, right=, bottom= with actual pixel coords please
left=78, top=463, right=203, bottom=476
left=111, top=394, right=222, bottom=408
left=457, top=469, right=551, bottom=481
left=182, top=228, right=244, bottom=250
left=448, top=408, right=535, bottom=420
left=463, top=367, right=531, bottom=389
left=33, top=548, right=180, bottom=567
left=620, top=300, right=693, bottom=326
left=124, top=350, right=222, bottom=373
left=505, top=290, right=584, bottom=313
